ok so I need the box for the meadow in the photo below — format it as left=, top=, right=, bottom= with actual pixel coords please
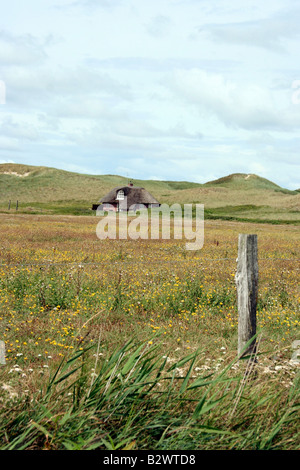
left=0, top=213, right=299, bottom=450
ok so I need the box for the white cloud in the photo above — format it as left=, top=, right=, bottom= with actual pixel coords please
left=0, top=116, right=40, bottom=141
left=65, top=0, right=123, bottom=9
left=0, top=136, right=20, bottom=151
left=0, top=0, right=299, bottom=190
left=0, top=30, right=48, bottom=65
left=2, top=64, right=131, bottom=106
left=0, top=158, right=15, bottom=163
left=145, top=15, right=172, bottom=37
left=166, top=68, right=300, bottom=131
left=200, top=8, right=300, bottom=52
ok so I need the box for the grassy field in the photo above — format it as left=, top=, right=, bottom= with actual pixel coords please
left=1, top=163, right=300, bottom=223
left=0, top=213, right=299, bottom=450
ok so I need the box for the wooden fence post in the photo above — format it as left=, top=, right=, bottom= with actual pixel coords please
left=235, top=234, right=258, bottom=358
left=0, top=340, right=6, bottom=365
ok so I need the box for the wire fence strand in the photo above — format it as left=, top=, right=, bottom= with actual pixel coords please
left=0, top=257, right=299, bottom=268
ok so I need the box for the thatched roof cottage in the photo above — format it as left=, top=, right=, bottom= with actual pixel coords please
left=92, top=181, right=160, bottom=212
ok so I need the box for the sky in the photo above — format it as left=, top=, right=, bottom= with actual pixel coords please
left=0, top=0, right=300, bottom=189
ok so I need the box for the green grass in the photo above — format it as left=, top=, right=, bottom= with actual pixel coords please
left=0, top=339, right=299, bottom=450
left=204, top=207, right=300, bottom=225
left=0, top=200, right=94, bottom=216
left=1, top=200, right=299, bottom=225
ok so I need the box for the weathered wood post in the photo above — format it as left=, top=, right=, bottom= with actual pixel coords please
left=0, top=340, right=6, bottom=365
left=16, top=200, right=18, bottom=211
left=8, top=200, right=11, bottom=210
left=235, top=234, right=258, bottom=358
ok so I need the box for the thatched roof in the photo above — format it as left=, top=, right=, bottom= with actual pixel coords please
left=99, top=186, right=160, bottom=208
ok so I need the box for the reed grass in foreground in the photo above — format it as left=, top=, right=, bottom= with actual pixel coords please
left=0, top=338, right=299, bottom=450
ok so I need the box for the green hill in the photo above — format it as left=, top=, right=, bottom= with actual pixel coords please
left=205, top=173, right=281, bottom=190
left=0, top=163, right=299, bottom=223
left=0, top=163, right=202, bottom=202
left=204, top=173, right=300, bottom=195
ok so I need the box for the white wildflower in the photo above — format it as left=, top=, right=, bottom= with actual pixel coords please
left=2, top=384, right=18, bottom=399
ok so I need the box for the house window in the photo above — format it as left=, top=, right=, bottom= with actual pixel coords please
left=116, top=190, right=125, bottom=200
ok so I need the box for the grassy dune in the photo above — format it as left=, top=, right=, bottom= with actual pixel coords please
left=0, top=163, right=299, bottom=223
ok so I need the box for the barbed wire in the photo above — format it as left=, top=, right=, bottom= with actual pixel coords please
left=0, top=257, right=299, bottom=268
